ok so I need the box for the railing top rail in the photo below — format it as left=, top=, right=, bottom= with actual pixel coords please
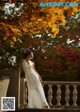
left=43, top=81, right=80, bottom=85
left=0, top=69, right=20, bottom=76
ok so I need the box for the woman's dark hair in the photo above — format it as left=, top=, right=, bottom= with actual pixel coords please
left=23, top=50, right=32, bottom=59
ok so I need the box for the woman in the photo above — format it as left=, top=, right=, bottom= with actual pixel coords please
left=20, top=50, right=49, bottom=109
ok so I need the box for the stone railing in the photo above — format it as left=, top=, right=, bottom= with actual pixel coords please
left=0, top=69, right=80, bottom=109
left=42, top=81, right=80, bottom=107
left=25, top=81, right=80, bottom=108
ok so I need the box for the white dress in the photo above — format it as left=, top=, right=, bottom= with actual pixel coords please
left=22, top=60, right=49, bottom=108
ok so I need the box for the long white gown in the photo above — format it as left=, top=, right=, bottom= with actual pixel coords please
left=22, top=59, right=49, bottom=108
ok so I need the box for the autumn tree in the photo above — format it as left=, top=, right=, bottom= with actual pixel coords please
left=0, top=0, right=80, bottom=81
left=0, top=0, right=80, bottom=43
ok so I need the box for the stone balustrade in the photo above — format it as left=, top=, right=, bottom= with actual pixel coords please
left=25, top=80, right=80, bottom=108
left=42, top=81, right=80, bottom=107
left=0, top=69, right=80, bottom=110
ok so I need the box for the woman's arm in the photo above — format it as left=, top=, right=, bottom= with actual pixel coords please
left=19, top=59, right=26, bottom=78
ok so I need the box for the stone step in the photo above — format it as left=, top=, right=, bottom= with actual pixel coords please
left=14, top=108, right=65, bottom=112
left=15, top=109, right=80, bottom=112
left=7, top=107, right=80, bottom=112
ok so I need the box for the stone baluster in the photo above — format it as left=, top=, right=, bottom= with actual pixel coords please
left=56, top=85, right=61, bottom=106
left=48, top=84, right=53, bottom=106
left=65, top=85, right=70, bottom=106
left=24, top=80, right=28, bottom=107
left=72, top=85, right=77, bottom=106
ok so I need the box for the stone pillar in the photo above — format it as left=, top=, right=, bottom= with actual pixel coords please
left=7, top=70, right=20, bottom=109
left=0, top=76, right=10, bottom=112
left=20, top=78, right=26, bottom=107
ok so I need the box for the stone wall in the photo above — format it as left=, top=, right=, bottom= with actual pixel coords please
left=0, top=69, right=21, bottom=111
left=0, top=76, right=10, bottom=112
